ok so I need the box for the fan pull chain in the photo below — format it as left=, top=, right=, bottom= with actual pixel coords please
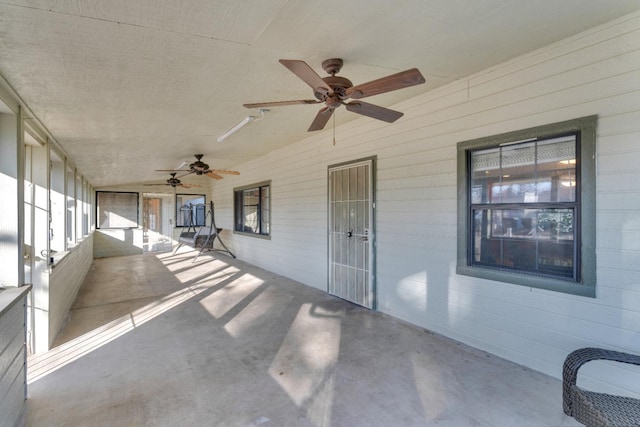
left=333, top=111, right=336, bottom=145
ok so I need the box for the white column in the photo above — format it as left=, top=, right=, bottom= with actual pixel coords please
left=0, top=108, right=23, bottom=287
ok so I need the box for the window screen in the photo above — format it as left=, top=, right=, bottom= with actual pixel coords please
left=96, top=191, right=139, bottom=229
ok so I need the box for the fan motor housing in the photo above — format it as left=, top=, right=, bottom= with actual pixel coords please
left=190, top=154, right=209, bottom=172
left=315, top=76, right=353, bottom=101
left=190, top=160, right=209, bottom=172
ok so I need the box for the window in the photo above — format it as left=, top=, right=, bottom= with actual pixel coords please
left=234, top=181, right=270, bottom=237
left=457, top=116, right=596, bottom=297
left=67, top=167, right=76, bottom=245
left=96, top=191, right=139, bottom=229
left=76, top=174, right=83, bottom=240
left=176, top=194, right=205, bottom=227
left=49, top=153, right=65, bottom=252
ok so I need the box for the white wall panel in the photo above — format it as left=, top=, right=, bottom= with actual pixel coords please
left=211, top=12, right=640, bottom=397
left=48, top=234, right=93, bottom=349
left=0, top=287, right=30, bottom=427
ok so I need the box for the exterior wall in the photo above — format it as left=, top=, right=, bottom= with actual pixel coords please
left=48, top=234, right=93, bottom=348
left=211, top=12, right=640, bottom=396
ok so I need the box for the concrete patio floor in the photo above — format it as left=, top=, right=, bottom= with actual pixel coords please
left=25, top=250, right=580, bottom=426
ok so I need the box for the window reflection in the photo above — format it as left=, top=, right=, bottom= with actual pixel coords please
left=469, top=135, right=578, bottom=280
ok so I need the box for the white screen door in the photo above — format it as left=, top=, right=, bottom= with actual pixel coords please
left=328, top=158, right=374, bottom=308
left=143, top=193, right=173, bottom=252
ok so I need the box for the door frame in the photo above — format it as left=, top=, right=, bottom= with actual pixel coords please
left=142, top=192, right=173, bottom=252
left=327, top=155, right=377, bottom=309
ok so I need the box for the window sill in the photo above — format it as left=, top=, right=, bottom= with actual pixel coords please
left=233, top=231, right=271, bottom=240
left=456, top=264, right=595, bottom=297
left=0, top=285, right=32, bottom=317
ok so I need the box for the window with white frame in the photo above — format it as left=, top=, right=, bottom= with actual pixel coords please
left=49, top=153, right=66, bottom=252
left=457, top=116, right=596, bottom=297
left=76, top=173, right=83, bottom=240
left=66, top=167, right=76, bottom=246
left=234, top=181, right=270, bottom=237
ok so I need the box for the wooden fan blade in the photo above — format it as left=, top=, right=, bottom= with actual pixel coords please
left=345, top=101, right=403, bottom=123
left=280, top=59, right=334, bottom=95
left=209, top=169, right=240, bottom=175
left=205, top=171, right=224, bottom=180
left=179, top=183, right=202, bottom=188
left=155, top=170, right=194, bottom=180
left=244, top=100, right=320, bottom=109
left=308, top=107, right=334, bottom=132
left=346, top=68, right=425, bottom=99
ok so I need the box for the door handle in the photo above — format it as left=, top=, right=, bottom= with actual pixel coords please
left=346, top=230, right=353, bottom=238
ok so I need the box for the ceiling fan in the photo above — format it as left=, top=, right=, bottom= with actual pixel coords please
left=244, top=58, right=426, bottom=131
left=143, top=173, right=201, bottom=188
left=155, top=154, right=240, bottom=180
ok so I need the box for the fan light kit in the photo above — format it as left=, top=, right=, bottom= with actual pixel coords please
left=244, top=58, right=426, bottom=132
left=217, top=109, right=268, bottom=142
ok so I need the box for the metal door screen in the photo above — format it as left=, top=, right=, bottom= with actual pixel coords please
left=328, top=160, right=373, bottom=308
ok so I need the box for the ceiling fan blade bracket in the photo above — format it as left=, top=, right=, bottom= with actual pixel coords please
left=314, top=87, right=331, bottom=100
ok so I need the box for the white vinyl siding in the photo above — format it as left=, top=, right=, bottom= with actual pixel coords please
left=48, top=235, right=93, bottom=349
left=211, top=12, right=640, bottom=397
left=0, top=288, right=30, bottom=427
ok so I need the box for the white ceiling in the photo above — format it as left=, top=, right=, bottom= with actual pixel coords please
left=2, top=0, right=640, bottom=187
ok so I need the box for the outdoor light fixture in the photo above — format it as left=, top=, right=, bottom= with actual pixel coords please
left=217, top=109, right=267, bottom=142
